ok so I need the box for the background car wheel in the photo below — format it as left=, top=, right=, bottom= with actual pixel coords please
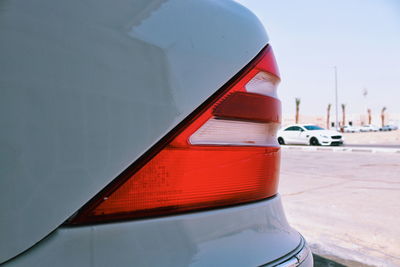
left=310, top=137, right=320, bottom=146
left=278, top=137, right=285, bottom=145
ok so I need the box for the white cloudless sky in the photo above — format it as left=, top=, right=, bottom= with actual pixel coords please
left=236, top=0, right=400, bottom=118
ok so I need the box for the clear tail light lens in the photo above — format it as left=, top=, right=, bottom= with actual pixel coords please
left=245, top=71, right=279, bottom=98
left=189, top=119, right=279, bottom=146
left=69, top=45, right=281, bottom=224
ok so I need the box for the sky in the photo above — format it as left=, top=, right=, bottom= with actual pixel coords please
left=236, top=0, right=400, bottom=118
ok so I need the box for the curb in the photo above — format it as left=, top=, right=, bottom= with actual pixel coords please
left=313, top=254, right=346, bottom=267
left=313, top=254, right=375, bottom=267
left=281, top=145, right=400, bottom=154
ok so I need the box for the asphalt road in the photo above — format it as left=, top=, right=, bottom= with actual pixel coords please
left=279, top=149, right=400, bottom=267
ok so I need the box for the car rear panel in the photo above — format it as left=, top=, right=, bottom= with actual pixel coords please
left=0, top=0, right=269, bottom=262
left=0, top=0, right=308, bottom=265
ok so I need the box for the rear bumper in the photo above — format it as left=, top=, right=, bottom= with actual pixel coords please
left=4, top=195, right=310, bottom=267
left=267, top=237, right=313, bottom=267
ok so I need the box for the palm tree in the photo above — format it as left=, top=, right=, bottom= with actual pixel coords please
left=381, top=107, right=387, bottom=127
left=326, top=104, right=331, bottom=129
left=341, top=104, right=346, bottom=127
left=367, top=108, right=372, bottom=125
left=295, top=98, right=301, bottom=123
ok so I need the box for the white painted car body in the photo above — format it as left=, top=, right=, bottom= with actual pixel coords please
left=360, top=125, right=379, bottom=132
left=0, top=0, right=312, bottom=266
left=278, top=125, right=343, bottom=146
left=4, top=196, right=312, bottom=267
left=380, top=125, right=398, bottom=131
left=343, top=125, right=359, bottom=133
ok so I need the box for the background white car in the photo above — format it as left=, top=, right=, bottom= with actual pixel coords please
left=379, top=125, right=398, bottom=131
left=360, top=124, right=379, bottom=132
left=278, top=124, right=343, bottom=146
left=343, top=125, right=359, bottom=133
left=0, top=0, right=312, bottom=266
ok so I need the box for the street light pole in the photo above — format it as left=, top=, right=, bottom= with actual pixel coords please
left=362, top=88, right=368, bottom=125
left=334, top=66, right=339, bottom=130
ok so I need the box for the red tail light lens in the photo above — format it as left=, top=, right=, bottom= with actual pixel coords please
left=69, top=45, right=281, bottom=224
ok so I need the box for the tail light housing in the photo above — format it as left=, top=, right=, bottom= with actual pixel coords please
left=69, top=45, right=281, bottom=224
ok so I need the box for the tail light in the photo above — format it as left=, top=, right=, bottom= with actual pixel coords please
left=69, top=45, right=281, bottom=224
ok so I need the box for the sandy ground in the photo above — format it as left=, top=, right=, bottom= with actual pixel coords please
left=343, top=130, right=400, bottom=145
left=280, top=149, right=400, bottom=267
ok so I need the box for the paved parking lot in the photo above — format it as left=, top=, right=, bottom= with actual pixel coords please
left=279, top=149, right=400, bottom=267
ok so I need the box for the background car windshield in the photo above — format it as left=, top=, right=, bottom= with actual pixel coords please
left=304, top=125, right=324, bottom=130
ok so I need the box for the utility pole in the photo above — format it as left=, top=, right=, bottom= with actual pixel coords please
left=334, top=66, right=339, bottom=130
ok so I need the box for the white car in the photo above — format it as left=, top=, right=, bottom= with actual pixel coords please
left=278, top=124, right=343, bottom=146
left=0, top=1, right=312, bottom=267
left=360, top=124, right=379, bottom=132
left=343, top=125, right=359, bottom=133
left=379, top=125, right=398, bottom=131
